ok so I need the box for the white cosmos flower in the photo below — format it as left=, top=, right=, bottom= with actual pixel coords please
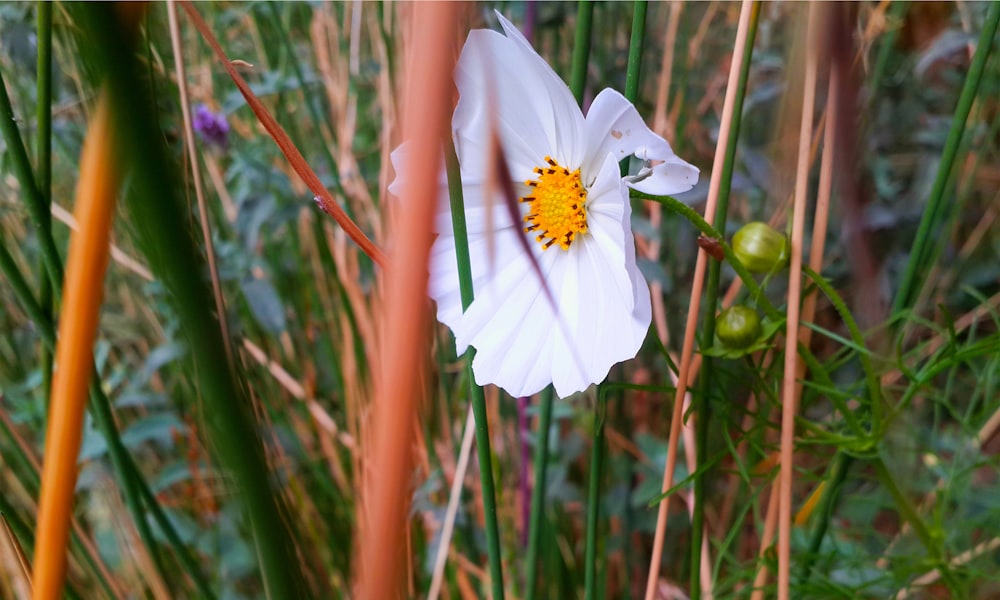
left=391, top=12, right=698, bottom=399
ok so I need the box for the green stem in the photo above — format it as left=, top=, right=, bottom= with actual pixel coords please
left=584, top=388, right=607, bottom=600
left=445, top=138, right=505, bottom=598
left=891, top=1, right=1000, bottom=317
left=799, top=453, right=852, bottom=581
left=690, top=6, right=759, bottom=596
left=524, top=387, right=553, bottom=600
left=37, top=0, right=54, bottom=403
left=802, top=266, right=882, bottom=431
left=873, top=458, right=937, bottom=556
left=0, top=66, right=62, bottom=292
left=569, top=1, right=594, bottom=104
left=624, top=1, right=647, bottom=102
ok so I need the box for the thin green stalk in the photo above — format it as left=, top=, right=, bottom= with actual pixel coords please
left=869, top=0, right=910, bottom=97
left=690, top=6, right=759, bottom=596
left=569, top=1, right=594, bottom=104
left=802, top=266, right=882, bottom=430
left=37, top=0, right=54, bottom=403
left=624, top=1, right=647, bottom=102
left=873, top=458, right=938, bottom=558
left=799, top=452, right=852, bottom=581
left=524, top=387, right=554, bottom=600
left=891, top=2, right=1000, bottom=317
left=584, top=389, right=607, bottom=600
left=0, top=66, right=62, bottom=292
left=80, top=5, right=305, bottom=595
left=445, top=139, right=505, bottom=598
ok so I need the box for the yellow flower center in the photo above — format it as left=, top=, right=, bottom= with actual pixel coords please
left=520, top=156, right=588, bottom=250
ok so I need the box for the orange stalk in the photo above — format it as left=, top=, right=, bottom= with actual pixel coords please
left=643, top=2, right=756, bottom=597
left=353, top=3, right=460, bottom=598
left=32, top=92, right=118, bottom=600
left=776, top=5, right=820, bottom=598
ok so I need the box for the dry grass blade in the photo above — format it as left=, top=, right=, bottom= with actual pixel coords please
left=32, top=92, right=118, bottom=600
left=353, top=3, right=459, bottom=597
left=1, top=513, right=32, bottom=597
left=644, top=2, right=756, bottom=597
left=777, top=5, right=820, bottom=599
left=179, top=1, right=385, bottom=267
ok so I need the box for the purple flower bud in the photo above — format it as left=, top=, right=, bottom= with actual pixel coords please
left=192, top=104, right=229, bottom=149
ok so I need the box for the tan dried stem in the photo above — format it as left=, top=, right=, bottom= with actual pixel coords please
left=353, top=3, right=459, bottom=597
left=643, top=2, right=756, bottom=597
left=427, top=407, right=476, bottom=600
left=776, top=5, right=820, bottom=599
left=753, top=56, right=838, bottom=597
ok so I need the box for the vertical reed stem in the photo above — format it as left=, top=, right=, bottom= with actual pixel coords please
left=570, top=1, right=594, bottom=104
left=524, top=387, right=553, bottom=600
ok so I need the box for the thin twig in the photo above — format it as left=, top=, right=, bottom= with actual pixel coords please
left=776, top=5, right=819, bottom=599
left=428, top=407, right=476, bottom=600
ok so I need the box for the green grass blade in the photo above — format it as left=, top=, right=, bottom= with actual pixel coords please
left=891, top=2, right=1000, bottom=317
left=445, top=136, right=505, bottom=598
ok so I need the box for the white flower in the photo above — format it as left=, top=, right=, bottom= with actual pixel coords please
left=391, top=12, right=698, bottom=399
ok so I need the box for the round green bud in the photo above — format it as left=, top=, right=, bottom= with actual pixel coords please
left=732, top=222, right=789, bottom=273
left=716, top=305, right=763, bottom=350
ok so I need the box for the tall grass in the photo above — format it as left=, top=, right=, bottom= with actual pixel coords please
left=0, top=2, right=998, bottom=598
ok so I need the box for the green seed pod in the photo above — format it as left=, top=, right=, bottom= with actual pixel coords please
left=732, top=222, right=789, bottom=273
left=716, top=305, right=763, bottom=350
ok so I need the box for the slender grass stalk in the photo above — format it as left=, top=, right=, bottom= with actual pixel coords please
left=691, top=5, right=759, bottom=596
left=0, top=67, right=62, bottom=292
left=777, top=8, right=820, bottom=596
left=444, top=138, right=506, bottom=599
left=524, top=387, right=553, bottom=600
left=82, top=4, right=307, bottom=595
left=643, top=5, right=756, bottom=598
left=167, top=0, right=234, bottom=368
left=32, top=92, right=118, bottom=600
left=624, top=2, right=647, bottom=102
left=36, top=0, right=54, bottom=403
left=584, top=389, right=607, bottom=600
left=891, top=2, right=1000, bottom=317
left=569, top=1, right=594, bottom=104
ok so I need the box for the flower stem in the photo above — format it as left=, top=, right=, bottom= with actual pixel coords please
left=445, top=139, right=506, bottom=599
left=624, top=1, right=648, bottom=102
left=891, top=1, right=1000, bottom=318
left=569, top=1, right=594, bottom=104
left=524, top=387, right=553, bottom=600
left=584, top=388, right=607, bottom=600
left=690, top=5, right=759, bottom=596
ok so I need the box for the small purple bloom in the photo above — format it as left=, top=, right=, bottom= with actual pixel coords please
left=192, top=104, right=229, bottom=149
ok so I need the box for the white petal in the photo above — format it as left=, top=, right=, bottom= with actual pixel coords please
left=583, top=89, right=699, bottom=196
left=452, top=14, right=585, bottom=182
left=429, top=225, right=529, bottom=348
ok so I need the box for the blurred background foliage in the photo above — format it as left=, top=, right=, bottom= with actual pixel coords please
left=0, top=1, right=998, bottom=598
